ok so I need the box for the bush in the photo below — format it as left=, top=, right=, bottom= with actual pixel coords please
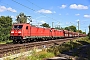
left=29, top=51, right=54, bottom=60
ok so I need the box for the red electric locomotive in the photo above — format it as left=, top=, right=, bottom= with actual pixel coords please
left=10, top=23, right=86, bottom=43
left=10, top=23, right=64, bottom=43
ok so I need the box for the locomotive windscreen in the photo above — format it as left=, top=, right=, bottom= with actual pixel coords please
left=13, top=25, right=23, bottom=29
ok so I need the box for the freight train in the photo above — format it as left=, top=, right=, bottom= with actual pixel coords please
left=10, top=23, right=86, bottom=43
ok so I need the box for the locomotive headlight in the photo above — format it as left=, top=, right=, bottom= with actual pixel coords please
left=18, top=31, right=21, bottom=33
left=11, top=31, right=14, bottom=33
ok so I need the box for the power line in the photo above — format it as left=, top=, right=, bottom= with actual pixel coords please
left=0, top=2, right=19, bottom=14
left=26, top=0, right=59, bottom=22
left=0, top=1, right=35, bottom=18
left=26, top=0, right=43, bottom=9
left=11, top=0, right=35, bottom=11
left=11, top=0, right=58, bottom=22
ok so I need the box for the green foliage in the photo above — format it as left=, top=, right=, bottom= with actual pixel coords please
left=47, top=46, right=60, bottom=56
left=88, top=33, right=90, bottom=39
left=0, top=40, right=12, bottom=44
left=29, top=51, right=54, bottom=60
left=16, top=13, right=27, bottom=23
left=47, top=39, right=84, bottom=56
left=0, top=16, right=12, bottom=41
left=65, top=27, right=69, bottom=31
left=40, top=23, right=50, bottom=28
left=69, top=25, right=77, bottom=32
left=64, top=25, right=86, bottom=33
left=65, top=25, right=77, bottom=32
left=55, top=26, right=60, bottom=29
left=88, top=25, right=90, bottom=39
left=82, top=32, right=86, bottom=34
left=77, top=30, right=82, bottom=33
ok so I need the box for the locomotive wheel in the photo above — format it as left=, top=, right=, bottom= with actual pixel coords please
left=13, top=39, right=17, bottom=44
left=20, top=40, right=23, bottom=44
left=42, top=38, right=45, bottom=41
left=45, top=38, right=47, bottom=41
left=23, top=39, right=27, bottom=43
left=13, top=40, right=16, bottom=44
left=17, top=39, right=22, bottom=44
left=20, top=41, right=22, bottom=44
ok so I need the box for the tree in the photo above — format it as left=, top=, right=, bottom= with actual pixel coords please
left=0, top=16, right=12, bottom=41
left=16, top=13, right=27, bottom=23
left=69, top=25, right=77, bottom=32
left=40, top=23, right=50, bottom=28
left=82, top=32, right=86, bottom=34
left=88, top=25, right=90, bottom=39
left=79, top=30, right=82, bottom=33
left=65, top=27, right=69, bottom=31
left=77, top=30, right=82, bottom=33
left=64, top=25, right=77, bottom=32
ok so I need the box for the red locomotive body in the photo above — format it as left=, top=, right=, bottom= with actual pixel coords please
left=51, top=29, right=64, bottom=39
left=10, top=23, right=54, bottom=43
left=10, top=23, right=31, bottom=43
left=10, top=23, right=86, bottom=43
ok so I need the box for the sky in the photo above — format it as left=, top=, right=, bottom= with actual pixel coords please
left=0, top=0, right=90, bottom=34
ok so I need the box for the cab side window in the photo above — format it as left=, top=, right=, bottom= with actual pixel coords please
left=26, top=26, right=28, bottom=29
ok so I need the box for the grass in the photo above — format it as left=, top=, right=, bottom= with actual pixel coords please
left=28, top=51, right=54, bottom=60
left=0, top=40, right=13, bottom=44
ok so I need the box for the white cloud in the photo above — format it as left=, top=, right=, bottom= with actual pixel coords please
left=60, top=5, right=66, bottom=9
left=7, top=7, right=17, bottom=12
left=0, top=6, right=17, bottom=12
left=75, top=14, right=80, bottom=16
left=84, top=14, right=90, bottom=18
left=70, top=4, right=88, bottom=10
left=37, top=9, right=52, bottom=14
left=40, top=20, right=46, bottom=24
left=0, top=6, right=6, bottom=12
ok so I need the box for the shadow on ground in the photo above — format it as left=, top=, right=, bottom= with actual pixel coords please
left=60, top=41, right=90, bottom=60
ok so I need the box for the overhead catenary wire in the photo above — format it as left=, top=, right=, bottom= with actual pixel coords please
left=0, top=2, right=19, bottom=14
left=26, top=0, right=59, bottom=22
left=26, top=0, right=43, bottom=9
left=26, top=0, right=62, bottom=28
left=0, top=1, right=39, bottom=23
left=11, top=0, right=59, bottom=22
left=0, top=1, right=36, bottom=19
left=1, top=0, right=61, bottom=27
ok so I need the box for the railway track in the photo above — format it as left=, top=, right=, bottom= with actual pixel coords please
left=0, top=38, right=76, bottom=58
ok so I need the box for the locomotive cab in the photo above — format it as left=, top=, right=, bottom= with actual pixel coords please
left=10, top=24, right=23, bottom=42
left=10, top=23, right=30, bottom=43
